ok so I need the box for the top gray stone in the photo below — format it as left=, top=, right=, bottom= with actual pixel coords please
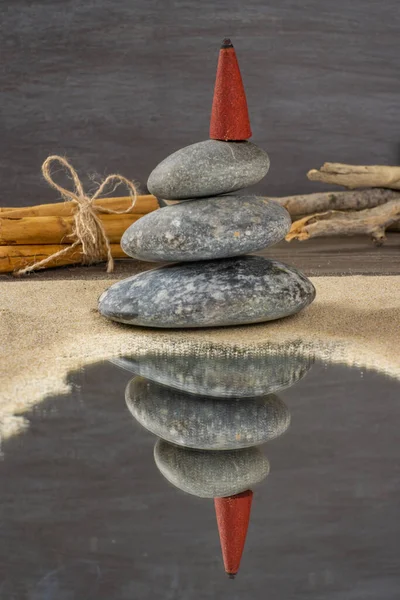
left=147, top=140, right=270, bottom=199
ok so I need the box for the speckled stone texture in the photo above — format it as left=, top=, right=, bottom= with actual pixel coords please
left=121, top=196, right=291, bottom=262
left=154, top=439, right=270, bottom=498
left=112, top=349, right=314, bottom=397
left=98, top=256, right=316, bottom=328
left=126, top=376, right=290, bottom=450
left=147, top=140, right=269, bottom=200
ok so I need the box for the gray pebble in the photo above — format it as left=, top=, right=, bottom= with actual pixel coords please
left=112, top=348, right=314, bottom=397
left=98, top=256, right=316, bottom=328
left=154, top=439, right=270, bottom=498
left=147, top=140, right=270, bottom=199
left=126, top=376, right=290, bottom=450
left=121, top=196, right=291, bottom=262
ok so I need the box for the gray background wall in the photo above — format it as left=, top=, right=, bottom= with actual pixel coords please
left=1, top=0, right=399, bottom=206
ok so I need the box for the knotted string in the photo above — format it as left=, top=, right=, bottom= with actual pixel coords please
left=16, top=155, right=138, bottom=275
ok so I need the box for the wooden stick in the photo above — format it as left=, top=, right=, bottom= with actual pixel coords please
left=286, top=199, right=400, bottom=245
left=0, top=194, right=159, bottom=219
left=0, top=243, right=128, bottom=273
left=0, top=214, right=141, bottom=245
left=307, top=163, right=400, bottom=190
left=269, top=188, right=400, bottom=217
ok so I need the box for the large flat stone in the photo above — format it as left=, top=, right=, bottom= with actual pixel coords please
left=98, top=256, right=316, bottom=329
left=147, top=140, right=270, bottom=199
left=154, top=439, right=270, bottom=498
left=113, top=348, right=314, bottom=397
left=121, top=195, right=291, bottom=262
left=126, top=376, right=290, bottom=450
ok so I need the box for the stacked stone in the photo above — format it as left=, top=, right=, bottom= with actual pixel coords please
left=98, top=39, right=315, bottom=328
left=124, top=367, right=290, bottom=578
left=116, top=345, right=314, bottom=577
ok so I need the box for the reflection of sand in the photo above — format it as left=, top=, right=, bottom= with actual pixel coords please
left=1, top=276, right=399, bottom=438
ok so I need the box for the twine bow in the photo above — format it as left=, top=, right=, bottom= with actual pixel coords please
left=17, top=155, right=139, bottom=275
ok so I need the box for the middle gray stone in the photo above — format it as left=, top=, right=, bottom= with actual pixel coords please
left=126, top=376, right=290, bottom=450
left=121, top=195, right=291, bottom=262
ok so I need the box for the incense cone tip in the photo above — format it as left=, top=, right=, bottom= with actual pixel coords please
left=221, top=38, right=233, bottom=48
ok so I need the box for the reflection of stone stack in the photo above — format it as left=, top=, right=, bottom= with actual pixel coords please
left=99, top=39, right=315, bottom=329
left=120, top=346, right=314, bottom=577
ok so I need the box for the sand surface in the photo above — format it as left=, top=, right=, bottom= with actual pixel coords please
left=1, top=276, right=399, bottom=438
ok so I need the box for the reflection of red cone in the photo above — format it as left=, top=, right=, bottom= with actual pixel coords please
left=214, top=489, right=253, bottom=578
left=210, top=38, right=252, bottom=141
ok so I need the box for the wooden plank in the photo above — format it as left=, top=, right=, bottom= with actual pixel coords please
left=258, top=235, right=400, bottom=276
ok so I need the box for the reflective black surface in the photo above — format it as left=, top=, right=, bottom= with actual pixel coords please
left=1, top=352, right=400, bottom=598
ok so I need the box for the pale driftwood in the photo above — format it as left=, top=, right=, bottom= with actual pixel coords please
left=307, top=163, right=400, bottom=190
left=286, top=199, right=400, bottom=245
left=268, top=188, right=399, bottom=217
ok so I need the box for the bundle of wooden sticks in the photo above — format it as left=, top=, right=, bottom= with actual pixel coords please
left=0, top=195, right=159, bottom=273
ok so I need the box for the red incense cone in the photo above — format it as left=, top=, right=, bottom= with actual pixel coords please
left=214, top=489, right=253, bottom=578
left=209, top=38, right=252, bottom=141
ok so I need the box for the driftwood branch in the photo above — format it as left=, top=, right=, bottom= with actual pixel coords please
left=269, top=188, right=399, bottom=217
left=307, top=163, right=400, bottom=190
left=286, top=199, right=400, bottom=245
